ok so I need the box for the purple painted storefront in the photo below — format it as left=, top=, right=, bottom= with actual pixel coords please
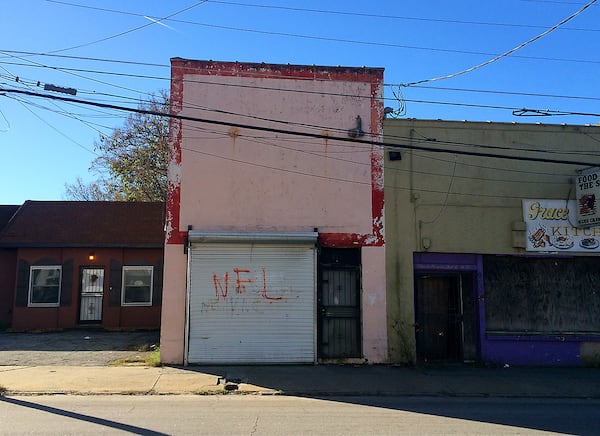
left=414, top=252, right=600, bottom=366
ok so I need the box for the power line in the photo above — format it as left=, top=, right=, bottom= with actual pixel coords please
left=5, top=71, right=598, bottom=157
left=183, top=143, right=572, bottom=200
left=46, top=1, right=209, bottom=54
left=4, top=94, right=97, bottom=154
left=3, top=55, right=599, bottom=122
left=17, top=5, right=599, bottom=66
left=401, top=0, right=597, bottom=86
left=389, top=84, right=600, bottom=102
left=6, top=86, right=584, bottom=197
left=392, top=97, right=600, bottom=118
left=2, top=87, right=599, bottom=167
left=6, top=83, right=599, bottom=159
left=47, top=0, right=600, bottom=32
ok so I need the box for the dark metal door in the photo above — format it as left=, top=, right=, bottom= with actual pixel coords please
left=415, top=275, right=462, bottom=362
left=318, top=248, right=361, bottom=359
left=79, top=267, right=104, bottom=323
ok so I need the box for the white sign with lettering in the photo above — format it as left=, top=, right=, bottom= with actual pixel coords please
left=575, top=169, right=600, bottom=228
left=523, top=199, right=600, bottom=252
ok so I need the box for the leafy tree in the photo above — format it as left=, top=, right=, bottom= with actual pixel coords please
left=64, top=177, right=113, bottom=201
left=65, top=91, right=169, bottom=202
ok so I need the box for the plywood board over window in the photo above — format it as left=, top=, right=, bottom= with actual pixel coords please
left=484, top=256, right=600, bottom=335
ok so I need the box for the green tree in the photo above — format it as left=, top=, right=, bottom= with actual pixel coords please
left=65, top=91, right=169, bottom=201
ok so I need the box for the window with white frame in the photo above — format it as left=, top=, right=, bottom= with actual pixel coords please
left=29, top=266, right=62, bottom=307
left=122, top=266, right=153, bottom=306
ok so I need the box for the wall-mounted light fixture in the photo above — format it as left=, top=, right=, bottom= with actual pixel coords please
left=88, top=252, right=96, bottom=262
left=388, top=151, right=402, bottom=161
left=347, top=115, right=365, bottom=138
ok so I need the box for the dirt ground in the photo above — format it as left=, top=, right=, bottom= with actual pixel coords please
left=0, top=329, right=160, bottom=366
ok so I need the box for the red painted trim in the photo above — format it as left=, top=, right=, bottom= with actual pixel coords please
left=170, top=58, right=384, bottom=83
left=167, top=59, right=385, bottom=248
left=368, top=82, right=385, bottom=246
left=165, top=60, right=184, bottom=245
left=319, top=233, right=381, bottom=248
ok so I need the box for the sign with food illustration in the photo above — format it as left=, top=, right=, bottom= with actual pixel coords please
left=523, top=199, right=600, bottom=252
left=575, top=169, right=600, bottom=228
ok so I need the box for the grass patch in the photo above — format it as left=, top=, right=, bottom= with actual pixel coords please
left=110, top=345, right=161, bottom=367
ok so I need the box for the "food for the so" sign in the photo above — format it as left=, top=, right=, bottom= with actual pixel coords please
left=575, top=169, right=600, bottom=228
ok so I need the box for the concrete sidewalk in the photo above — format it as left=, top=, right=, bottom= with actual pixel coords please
left=0, top=364, right=599, bottom=398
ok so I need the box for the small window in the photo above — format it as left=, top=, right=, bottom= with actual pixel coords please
left=29, top=266, right=62, bottom=307
left=122, top=266, right=153, bottom=306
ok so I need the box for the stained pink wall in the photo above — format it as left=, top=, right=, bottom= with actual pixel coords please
left=161, top=59, right=387, bottom=364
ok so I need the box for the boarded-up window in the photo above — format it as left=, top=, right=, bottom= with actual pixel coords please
left=484, top=256, right=600, bottom=334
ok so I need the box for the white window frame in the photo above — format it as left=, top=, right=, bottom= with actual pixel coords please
left=121, top=266, right=153, bottom=307
left=28, top=266, right=62, bottom=307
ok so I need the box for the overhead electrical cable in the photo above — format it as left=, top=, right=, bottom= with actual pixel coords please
left=2, top=44, right=600, bottom=67
left=401, top=0, right=597, bottom=86
left=6, top=85, right=599, bottom=160
left=7, top=88, right=581, bottom=191
left=0, top=62, right=105, bottom=151
left=180, top=123, right=573, bottom=184
left=18, top=6, right=600, bottom=65
left=4, top=56, right=598, bottom=123
left=241, top=132, right=573, bottom=187
left=5, top=95, right=97, bottom=154
left=182, top=144, right=570, bottom=201
left=0, top=51, right=153, bottom=96
left=2, top=87, right=599, bottom=167
left=46, top=1, right=208, bottom=54
left=46, top=0, right=600, bottom=32
left=388, top=84, right=600, bottom=102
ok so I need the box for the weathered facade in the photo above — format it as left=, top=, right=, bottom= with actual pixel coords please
left=0, top=205, right=20, bottom=328
left=161, top=59, right=387, bottom=365
left=0, top=201, right=165, bottom=331
left=385, top=119, right=600, bottom=366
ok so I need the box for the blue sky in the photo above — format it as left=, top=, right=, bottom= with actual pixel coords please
left=1, top=0, right=598, bottom=204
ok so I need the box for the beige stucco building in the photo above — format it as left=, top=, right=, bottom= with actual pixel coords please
left=385, top=118, right=600, bottom=366
left=160, top=59, right=388, bottom=365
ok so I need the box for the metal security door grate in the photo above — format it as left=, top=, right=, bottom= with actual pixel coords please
left=79, top=267, right=104, bottom=322
left=318, top=248, right=362, bottom=359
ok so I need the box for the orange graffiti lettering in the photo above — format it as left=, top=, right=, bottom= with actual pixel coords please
left=262, top=268, right=283, bottom=300
left=212, top=272, right=229, bottom=300
left=233, top=268, right=253, bottom=294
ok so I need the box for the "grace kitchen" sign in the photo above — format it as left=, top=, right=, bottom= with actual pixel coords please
left=523, top=199, right=600, bottom=252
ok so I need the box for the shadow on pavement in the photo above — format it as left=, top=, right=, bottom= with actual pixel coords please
left=319, top=396, right=600, bottom=436
left=180, top=364, right=600, bottom=435
left=1, top=397, right=167, bottom=436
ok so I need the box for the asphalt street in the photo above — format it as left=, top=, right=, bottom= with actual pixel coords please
left=2, top=395, right=599, bottom=435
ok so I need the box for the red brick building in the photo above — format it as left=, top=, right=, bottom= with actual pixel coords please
left=0, top=201, right=165, bottom=331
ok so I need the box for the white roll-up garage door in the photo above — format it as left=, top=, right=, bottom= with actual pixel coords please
left=187, top=232, right=317, bottom=364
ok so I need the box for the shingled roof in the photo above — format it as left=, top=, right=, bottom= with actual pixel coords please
left=0, top=205, right=19, bottom=232
left=0, top=201, right=165, bottom=248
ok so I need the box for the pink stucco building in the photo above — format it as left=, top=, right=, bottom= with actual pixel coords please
left=160, top=59, right=387, bottom=364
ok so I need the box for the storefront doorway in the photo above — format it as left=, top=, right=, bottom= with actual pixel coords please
left=318, top=248, right=361, bottom=359
left=414, top=271, right=478, bottom=363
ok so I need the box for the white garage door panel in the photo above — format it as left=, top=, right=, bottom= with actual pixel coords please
left=188, top=243, right=316, bottom=364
